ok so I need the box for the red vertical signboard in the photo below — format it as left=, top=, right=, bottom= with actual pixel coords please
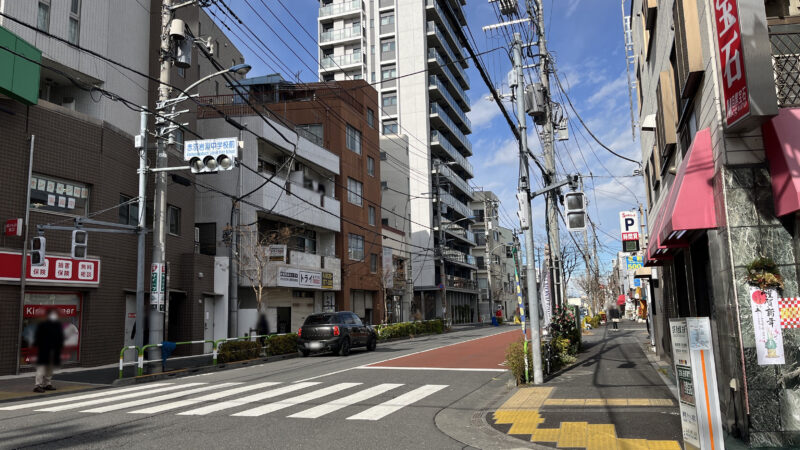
left=714, top=0, right=750, bottom=126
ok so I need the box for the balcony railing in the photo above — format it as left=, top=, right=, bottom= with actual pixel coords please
left=426, top=21, right=466, bottom=74
left=439, top=191, right=473, bottom=218
left=424, top=1, right=466, bottom=63
left=429, top=75, right=471, bottom=130
left=442, top=248, right=477, bottom=266
left=321, top=52, right=364, bottom=69
left=436, top=163, right=473, bottom=198
left=319, top=0, right=362, bottom=18
left=430, top=129, right=473, bottom=176
left=429, top=101, right=472, bottom=155
left=446, top=275, right=477, bottom=290
left=320, top=26, right=363, bottom=43
left=769, top=25, right=800, bottom=107
left=427, top=48, right=470, bottom=111
left=443, top=223, right=476, bottom=244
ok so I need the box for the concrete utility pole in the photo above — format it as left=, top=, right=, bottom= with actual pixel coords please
left=513, top=32, right=543, bottom=385
left=579, top=178, right=593, bottom=312
left=483, top=197, right=494, bottom=312
left=434, top=160, right=447, bottom=323
left=136, top=111, right=148, bottom=350
left=591, top=221, right=601, bottom=312
left=149, top=0, right=174, bottom=363
left=530, top=0, right=565, bottom=311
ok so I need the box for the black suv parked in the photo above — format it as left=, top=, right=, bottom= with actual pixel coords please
left=297, top=311, right=378, bottom=356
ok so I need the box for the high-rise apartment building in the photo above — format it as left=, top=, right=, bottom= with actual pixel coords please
left=318, top=0, right=478, bottom=321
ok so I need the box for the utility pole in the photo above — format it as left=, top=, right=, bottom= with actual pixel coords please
left=434, top=160, right=447, bottom=323
left=135, top=111, right=147, bottom=349
left=513, top=32, right=543, bottom=385
left=15, top=136, right=35, bottom=375
left=484, top=197, right=494, bottom=314
left=579, top=178, right=593, bottom=312
left=529, top=0, right=565, bottom=310
left=591, top=221, right=601, bottom=313
left=149, top=0, right=174, bottom=364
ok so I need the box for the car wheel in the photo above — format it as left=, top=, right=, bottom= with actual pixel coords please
left=366, top=336, right=377, bottom=351
left=338, top=337, right=351, bottom=356
left=300, top=349, right=310, bottom=357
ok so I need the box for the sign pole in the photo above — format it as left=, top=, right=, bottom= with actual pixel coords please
left=15, top=135, right=35, bottom=375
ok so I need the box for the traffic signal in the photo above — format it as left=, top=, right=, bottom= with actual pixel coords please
left=564, top=192, right=587, bottom=231
left=71, top=229, right=88, bottom=258
left=516, top=191, right=530, bottom=230
left=189, top=153, right=234, bottom=173
left=31, top=236, right=46, bottom=266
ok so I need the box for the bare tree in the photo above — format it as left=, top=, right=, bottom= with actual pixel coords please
left=237, top=224, right=293, bottom=313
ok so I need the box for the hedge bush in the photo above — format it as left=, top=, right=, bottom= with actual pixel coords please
left=267, top=333, right=298, bottom=356
left=376, top=319, right=444, bottom=341
left=505, top=338, right=533, bottom=385
left=217, top=340, right=260, bottom=363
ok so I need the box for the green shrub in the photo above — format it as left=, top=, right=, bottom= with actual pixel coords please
left=376, top=319, right=444, bottom=341
left=267, top=333, right=298, bottom=356
left=217, top=340, right=260, bottom=363
left=505, top=338, right=533, bottom=384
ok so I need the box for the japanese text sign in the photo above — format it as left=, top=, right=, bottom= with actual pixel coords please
left=714, top=0, right=749, bottom=126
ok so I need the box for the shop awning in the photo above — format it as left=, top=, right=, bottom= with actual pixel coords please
left=644, top=205, right=673, bottom=266
left=763, top=107, right=800, bottom=217
left=658, top=128, right=717, bottom=246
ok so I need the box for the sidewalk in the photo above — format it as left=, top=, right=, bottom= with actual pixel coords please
left=488, top=320, right=684, bottom=449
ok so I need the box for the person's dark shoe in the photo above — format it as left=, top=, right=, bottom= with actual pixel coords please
left=44, top=385, right=56, bottom=391
left=33, top=386, right=45, bottom=393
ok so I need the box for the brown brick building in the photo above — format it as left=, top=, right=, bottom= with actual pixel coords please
left=239, top=77, right=385, bottom=323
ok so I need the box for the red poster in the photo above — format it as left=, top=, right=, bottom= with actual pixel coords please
left=0, top=251, right=100, bottom=285
left=713, top=0, right=749, bottom=126
left=20, top=303, right=82, bottom=365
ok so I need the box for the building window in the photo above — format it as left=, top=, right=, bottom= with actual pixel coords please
left=178, top=67, right=185, bottom=78
left=174, top=128, right=184, bottom=150
left=381, top=66, right=397, bottom=81
left=348, top=233, right=365, bottom=261
left=369, top=206, right=376, bottom=226
left=367, top=156, right=375, bottom=176
left=348, top=177, right=363, bottom=206
left=196, top=222, right=216, bottom=256
left=37, top=1, right=50, bottom=32
left=381, top=39, right=396, bottom=53
left=68, top=0, right=81, bottom=45
left=477, top=256, right=485, bottom=269
left=168, top=205, right=181, bottom=235
left=382, top=93, right=397, bottom=107
left=367, top=108, right=375, bottom=127
left=30, top=173, right=89, bottom=216
left=346, top=124, right=362, bottom=154
left=380, top=11, right=395, bottom=27
left=370, top=253, right=378, bottom=273
left=118, top=194, right=139, bottom=226
left=297, top=123, right=324, bottom=146
left=382, top=119, right=398, bottom=134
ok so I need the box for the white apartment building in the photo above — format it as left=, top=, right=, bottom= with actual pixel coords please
left=318, top=0, right=478, bottom=321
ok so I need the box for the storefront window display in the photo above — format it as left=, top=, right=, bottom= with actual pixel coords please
left=20, top=293, right=82, bottom=366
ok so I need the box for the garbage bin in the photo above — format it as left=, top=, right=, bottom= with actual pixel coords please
left=491, top=317, right=499, bottom=326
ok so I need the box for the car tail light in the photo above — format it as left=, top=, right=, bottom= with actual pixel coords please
left=298, top=328, right=302, bottom=337
left=333, top=326, right=340, bottom=336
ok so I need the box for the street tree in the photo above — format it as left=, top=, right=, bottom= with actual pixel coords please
left=237, top=224, right=294, bottom=313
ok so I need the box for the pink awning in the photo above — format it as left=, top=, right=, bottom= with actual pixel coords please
left=644, top=204, right=674, bottom=266
left=763, top=108, right=800, bottom=217
left=658, top=128, right=717, bottom=246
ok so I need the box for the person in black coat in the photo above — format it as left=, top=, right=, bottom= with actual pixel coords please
left=33, top=308, right=64, bottom=393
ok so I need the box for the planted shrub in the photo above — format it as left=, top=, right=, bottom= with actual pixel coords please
left=217, top=340, right=260, bottom=363
left=505, top=338, right=533, bottom=385
left=376, top=319, right=444, bottom=341
left=267, top=333, right=298, bottom=356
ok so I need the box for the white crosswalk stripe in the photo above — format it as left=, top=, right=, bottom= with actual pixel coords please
left=80, top=382, right=241, bottom=413
left=0, top=381, right=451, bottom=421
left=346, top=384, right=448, bottom=421
left=232, top=383, right=361, bottom=417
left=177, top=382, right=320, bottom=416
left=0, top=383, right=171, bottom=411
left=35, top=383, right=206, bottom=412
left=288, top=383, right=403, bottom=419
left=128, top=381, right=281, bottom=414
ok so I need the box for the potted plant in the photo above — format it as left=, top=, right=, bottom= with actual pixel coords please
left=744, top=256, right=784, bottom=291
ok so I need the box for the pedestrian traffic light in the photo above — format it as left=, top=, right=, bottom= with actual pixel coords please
left=564, top=192, right=587, bottom=231
left=31, top=236, right=46, bottom=266
left=516, top=191, right=530, bottom=230
left=71, top=229, right=88, bottom=258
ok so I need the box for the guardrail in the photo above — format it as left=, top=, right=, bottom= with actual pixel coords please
left=118, top=334, right=290, bottom=379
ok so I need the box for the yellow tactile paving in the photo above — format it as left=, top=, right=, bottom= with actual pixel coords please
left=586, top=424, right=618, bottom=450
left=606, top=398, right=629, bottom=406
left=617, top=438, right=650, bottom=450
left=585, top=398, right=608, bottom=406
left=646, top=440, right=682, bottom=449
left=556, top=421, right=588, bottom=448
left=649, top=399, right=675, bottom=407
left=497, top=386, right=554, bottom=410
left=530, top=427, right=561, bottom=443
left=542, top=397, right=674, bottom=407
left=627, top=398, right=651, bottom=406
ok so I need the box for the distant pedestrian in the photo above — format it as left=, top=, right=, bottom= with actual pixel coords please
left=33, top=308, right=64, bottom=393
left=610, top=307, right=620, bottom=331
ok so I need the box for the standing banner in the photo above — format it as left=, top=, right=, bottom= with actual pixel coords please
left=670, top=318, right=725, bottom=450
left=748, top=286, right=785, bottom=365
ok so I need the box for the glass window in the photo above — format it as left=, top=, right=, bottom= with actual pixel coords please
left=37, top=1, right=50, bottom=32
left=349, top=313, right=363, bottom=326
left=346, top=124, right=362, bottom=154
left=380, top=12, right=395, bottom=25
left=118, top=194, right=139, bottom=226
left=168, top=205, right=181, bottom=235
left=297, top=123, right=324, bottom=146
left=368, top=206, right=376, bottom=226
left=196, top=222, right=216, bottom=256
left=348, top=233, right=364, bottom=261
left=174, top=128, right=184, bottom=149
left=370, top=254, right=378, bottom=273
left=70, top=0, right=81, bottom=14
left=347, top=177, right=363, bottom=206
left=381, top=39, right=396, bottom=53
left=367, top=156, right=375, bottom=176
left=68, top=0, right=80, bottom=45
left=382, top=120, right=398, bottom=134
left=382, top=93, right=397, bottom=107
left=367, top=108, right=375, bottom=127
left=381, top=66, right=397, bottom=81
left=30, top=173, right=89, bottom=216
left=177, top=67, right=185, bottom=78
left=304, top=314, right=337, bottom=325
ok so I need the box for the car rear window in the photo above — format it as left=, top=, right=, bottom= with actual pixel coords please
left=304, top=314, right=336, bottom=325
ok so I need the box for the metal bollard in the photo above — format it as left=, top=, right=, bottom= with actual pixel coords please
left=118, top=345, right=140, bottom=379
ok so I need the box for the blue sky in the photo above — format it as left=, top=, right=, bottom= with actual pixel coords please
left=209, top=0, right=645, bottom=292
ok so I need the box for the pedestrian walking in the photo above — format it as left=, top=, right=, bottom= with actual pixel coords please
left=33, top=308, right=64, bottom=393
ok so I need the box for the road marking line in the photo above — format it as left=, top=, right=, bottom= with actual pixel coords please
left=288, top=383, right=403, bottom=419
left=35, top=383, right=206, bottom=412
left=232, top=383, right=361, bottom=417
left=356, top=366, right=506, bottom=372
left=128, top=381, right=281, bottom=414
left=177, top=382, right=319, bottom=416
left=81, top=383, right=241, bottom=413
left=0, top=383, right=171, bottom=411
left=294, top=367, right=356, bottom=383
left=346, top=384, right=447, bottom=421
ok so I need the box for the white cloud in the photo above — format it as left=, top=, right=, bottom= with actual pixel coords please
left=565, top=0, right=581, bottom=17
left=468, top=93, right=504, bottom=129
left=587, top=73, right=629, bottom=108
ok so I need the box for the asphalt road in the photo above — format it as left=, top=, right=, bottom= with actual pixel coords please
left=0, top=326, right=517, bottom=449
